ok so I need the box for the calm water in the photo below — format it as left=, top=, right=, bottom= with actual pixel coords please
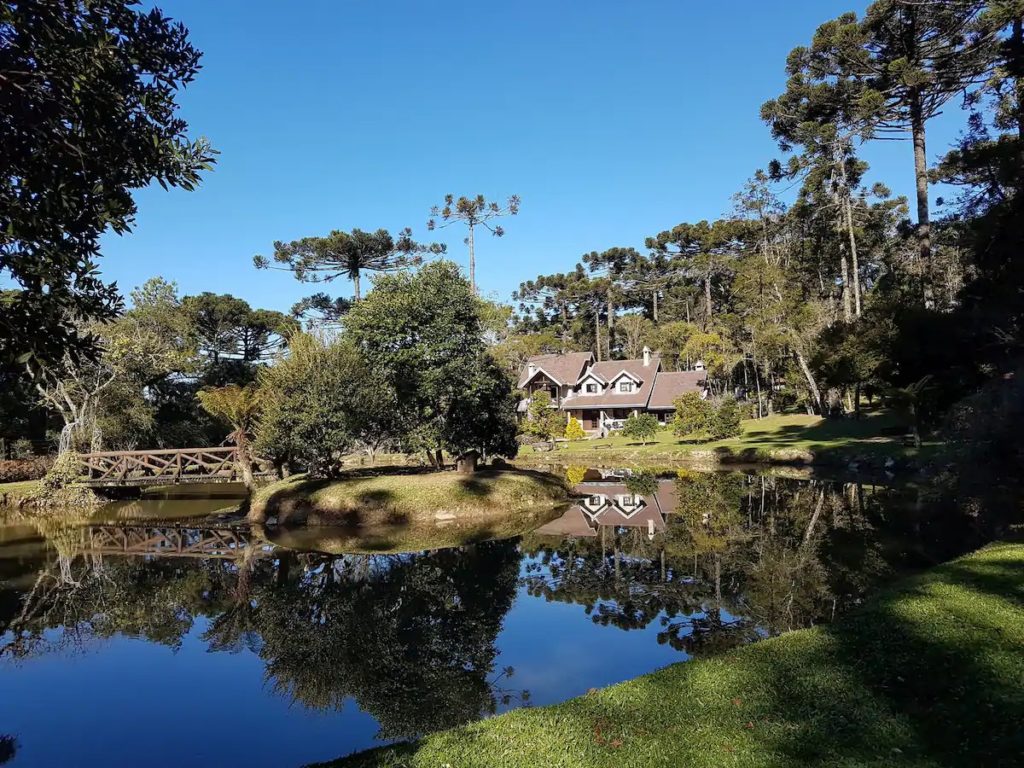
left=0, top=471, right=1002, bottom=767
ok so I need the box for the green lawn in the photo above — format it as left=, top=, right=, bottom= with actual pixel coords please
left=520, top=411, right=938, bottom=467
left=251, top=468, right=568, bottom=529
left=0, top=480, right=39, bottom=506
left=327, top=541, right=1024, bottom=768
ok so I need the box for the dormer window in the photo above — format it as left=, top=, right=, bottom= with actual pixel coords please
left=619, top=381, right=633, bottom=393
left=586, top=383, right=598, bottom=393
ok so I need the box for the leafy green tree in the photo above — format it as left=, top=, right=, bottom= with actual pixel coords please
left=254, top=333, right=399, bottom=479
left=564, top=416, right=587, bottom=442
left=1, top=0, right=215, bottom=369
left=196, top=384, right=262, bottom=491
left=624, top=470, right=658, bottom=497
left=711, top=397, right=743, bottom=440
left=672, top=392, right=714, bottom=439
left=621, top=412, right=659, bottom=445
left=344, top=261, right=519, bottom=467
left=428, top=194, right=520, bottom=294
left=254, top=227, right=443, bottom=302
left=523, top=392, right=564, bottom=442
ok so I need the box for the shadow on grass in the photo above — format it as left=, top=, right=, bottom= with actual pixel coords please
left=322, top=543, right=1024, bottom=768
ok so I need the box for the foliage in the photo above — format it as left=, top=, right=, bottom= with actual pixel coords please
left=620, top=412, right=659, bottom=444
left=0, top=457, right=51, bottom=484
left=564, top=416, right=586, bottom=442
left=522, top=392, right=564, bottom=442
left=254, top=227, right=444, bottom=302
left=345, top=261, right=519, bottom=463
left=1, top=0, right=215, bottom=369
left=428, top=194, right=521, bottom=293
left=564, top=465, right=588, bottom=486
left=711, top=397, right=743, bottom=440
left=254, top=334, right=392, bottom=477
left=623, top=470, right=658, bottom=497
left=672, top=392, right=714, bottom=439
left=29, top=451, right=97, bottom=509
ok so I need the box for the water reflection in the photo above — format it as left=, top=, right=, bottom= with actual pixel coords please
left=0, top=470, right=1014, bottom=766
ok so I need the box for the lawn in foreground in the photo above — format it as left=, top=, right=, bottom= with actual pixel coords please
left=330, top=541, right=1024, bottom=768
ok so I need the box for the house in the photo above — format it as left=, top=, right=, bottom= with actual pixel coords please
left=518, top=347, right=707, bottom=434
left=531, top=478, right=679, bottom=540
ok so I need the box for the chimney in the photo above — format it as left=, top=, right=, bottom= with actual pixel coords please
left=642, top=346, right=651, bottom=367
left=527, top=362, right=536, bottom=378
left=694, top=359, right=705, bottom=371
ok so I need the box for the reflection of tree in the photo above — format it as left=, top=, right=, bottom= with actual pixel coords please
left=523, top=472, right=962, bottom=655
left=0, top=735, right=15, bottom=766
left=236, top=540, right=524, bottom=739
left=1, top=537, right=523, bottom=742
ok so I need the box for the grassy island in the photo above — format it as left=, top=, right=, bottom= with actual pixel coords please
left=334, top=542, right=1024, bottom=768
left=251, top=468, right=569, bottom=530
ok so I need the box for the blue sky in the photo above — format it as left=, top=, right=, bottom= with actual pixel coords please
left=101, top=1, right=966, bottom=313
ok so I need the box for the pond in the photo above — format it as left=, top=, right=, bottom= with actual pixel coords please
left=0, top=470, right=1000, bottom=767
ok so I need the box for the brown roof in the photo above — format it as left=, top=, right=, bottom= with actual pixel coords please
left=647, top=371, right=707, bottom=409
left=532, top=506, right=598, bottom=537
left=561, top=355, right=661, bottom=409
left=518, top=352, right=594, bottom=388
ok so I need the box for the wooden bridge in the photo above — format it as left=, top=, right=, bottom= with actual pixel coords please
left=79, top=523, right=260, bottom=561
left=77, top=447, right=251, bottom=488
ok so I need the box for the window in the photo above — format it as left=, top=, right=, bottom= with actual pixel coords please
left=619, top=381, right=633, bottom=393
left=585, top=383, right=598, bottom=393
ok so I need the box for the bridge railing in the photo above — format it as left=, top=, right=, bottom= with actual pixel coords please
left=78, top=447, right=240, bottom=485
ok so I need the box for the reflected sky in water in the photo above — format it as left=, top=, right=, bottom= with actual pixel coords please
left=0, top=471, right=1003, bottom=767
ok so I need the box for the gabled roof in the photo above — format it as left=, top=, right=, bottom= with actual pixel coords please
left=561, top=355, right=661, bottom=409
left=647, top=370, right=708, bottom=409
left=594, top=504, right=667, bottom=532
left=607, top=369, right=644, bottom=385
left=518, top=352, right=594, bottom=388
left=532, top=506, right=598, bottom=538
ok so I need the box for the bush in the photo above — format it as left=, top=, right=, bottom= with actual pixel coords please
left=0, top=456, right=52, bottom=483
left=10, top=438, right=35, bottom=460
left=672, top=392, right=714, bottom=439
left=711, top=397, right=743, bottom=440
left=522, top=392, right=565, bottom=442
left=621, top=412, right=659, bottom=444
left=564, top=416, right=586, bottom=441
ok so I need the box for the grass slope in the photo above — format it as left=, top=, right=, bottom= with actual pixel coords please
left=0, top=480, right=39, bottom=507
left=521, top=411, right=939, bottom=468
left=252, top=468, right=568, bottom=527
left=332, top=542, right=1024, bottom=768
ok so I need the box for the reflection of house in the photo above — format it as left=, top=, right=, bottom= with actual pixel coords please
left=533, top=479, right=678, bottom=540
left=517, top=348, right=707, bottom=433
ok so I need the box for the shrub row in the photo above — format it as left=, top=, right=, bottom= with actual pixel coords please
left=0, top=456, right=53, bottom=483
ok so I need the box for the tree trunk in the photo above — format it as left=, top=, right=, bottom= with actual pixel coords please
left=594, top=309, right=602, bottom=362
left=560, top=303, right=570, bottom=352
left=353, top=271, right=361, bottom=301
left=909, top=88, right=932, bottom=308
left=794, top=349, right=822, bottom=414
left=840, top=248, right=852, bottom=323
left=844, top=196, right=862, bottom=316
left=434, top=448, right=444, bottom=470
left=704, top=273, right=713, bottom=327
left=235, top=435, right=256, bottom=493
left=467, top=222, right=476, bottom=294
left=607, top=297, right=614, bottom=360
left=652, top=289, right=658, bottom=323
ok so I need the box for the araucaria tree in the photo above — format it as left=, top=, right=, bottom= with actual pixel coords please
left=1, top=0, right=215, bottom=369
left=771, top=1, right=992, bottom=304
left=254, top=227, right=444, bottom=301
left=428, top=194, right=520, bottom=294
left=345, top=261, right=520, bottom=469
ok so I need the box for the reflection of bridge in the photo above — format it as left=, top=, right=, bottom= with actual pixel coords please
left=77, top=447, right=267, bottom=488
left=79, top=523, right=258, bottom=560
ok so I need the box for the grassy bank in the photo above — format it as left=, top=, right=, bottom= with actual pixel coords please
left=0, top=480, right=39, bottom=508
left=519, top=411, right=939, bottom=469
left=333, top=541, right=1024, bottom=768
left=251, top=468, right=569, bottom=528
